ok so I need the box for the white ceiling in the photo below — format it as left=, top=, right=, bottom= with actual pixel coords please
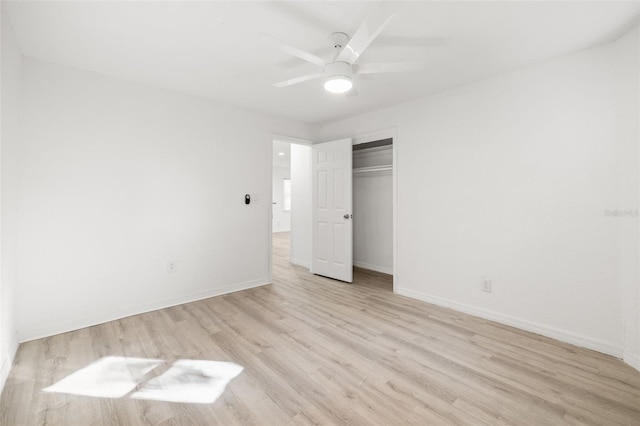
left=5, top=1, right=639, bottom=125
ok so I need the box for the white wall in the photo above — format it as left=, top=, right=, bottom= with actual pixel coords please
left=289, top=144, right=312, bottom=268
left=0, top=5, right=22, bottom=393
left=272, top=166, right=291, bottom=233
left=17, top=58, right=316, bottom=341
left=613, top=27, right=640, bottom=370
left=354, top=172, right=393, bottom=274
left=320, top=28, right=640, bottom=360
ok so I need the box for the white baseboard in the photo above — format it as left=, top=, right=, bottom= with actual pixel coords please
left=623, top=349, right=640, bottom=371
left=396, top=287, right=622, bottom=358
left=0, top=332, right=19, bottom=396
left=289, top=257, right=310, bottom=268
left=354, top=261, right=393, bottom=275
left=18, top=278, right=270, bottom=343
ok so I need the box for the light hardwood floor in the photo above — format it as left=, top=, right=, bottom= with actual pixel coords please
left=1, top=232, right=639, bottom=425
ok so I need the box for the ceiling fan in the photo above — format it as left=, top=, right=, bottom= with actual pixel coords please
left=269, top=5, right=426, bottom=94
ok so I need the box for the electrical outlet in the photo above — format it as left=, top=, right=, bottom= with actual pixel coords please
left=167, top=260, right=177, bottom=274
left=481, top=277, right=491, bottom=293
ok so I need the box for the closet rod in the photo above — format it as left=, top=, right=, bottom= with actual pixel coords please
left=353, top=165, right=393, bottom=174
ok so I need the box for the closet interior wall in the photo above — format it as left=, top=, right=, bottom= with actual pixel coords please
left=353, top=141, right=393, bottom=275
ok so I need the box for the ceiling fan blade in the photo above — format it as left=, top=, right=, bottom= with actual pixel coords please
left=278, top=47, right=334, bottom=69
left=262, top=34, right=326, bottom=68
left=345, top=87, right=360, bottom=98
left=354, top=62, right=427, bottom=74
left=273, top=73, right=324, bottom=88
left=336, top=5, right=395, bottom=64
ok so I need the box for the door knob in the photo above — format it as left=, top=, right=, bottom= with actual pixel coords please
left=344, top=214, right=352, bottom=219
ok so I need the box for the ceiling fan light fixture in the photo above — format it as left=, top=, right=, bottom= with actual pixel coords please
left=324, top=75, right=353, bottom=93
left=323, top=61, right=353, bottom=94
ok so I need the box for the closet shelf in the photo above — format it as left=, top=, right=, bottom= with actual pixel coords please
left=353, top=165, right=393, bottom=174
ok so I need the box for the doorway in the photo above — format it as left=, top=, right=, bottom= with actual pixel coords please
left=270, top=137, right=313, bottom=282
left=272, top=140, right=292, bottom=235
left=307, top=132, right=396, bottom=288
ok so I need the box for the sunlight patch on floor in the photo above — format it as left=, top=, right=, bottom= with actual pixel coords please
left=43, top=356, right=243, bottom=404
left=131, top=360, right=244, bottom=404
left=43, top=356, right=162, bottom=398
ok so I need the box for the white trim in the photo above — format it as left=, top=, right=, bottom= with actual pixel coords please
left=392, top=131, right=398, bottom=290
left=289, top=257, right=310, bottom=268
left=354, top=261, right=393, bottom=275
left=268, top=145, right=274, bottom=285
left=396, top=286, right=623, bottom=358
left=18, top=279, right=270, bottom=343
left=352, top=127, right=397, bottom=145
left=0, top=332, right=19, bottom=395
left=624, top=350, right=640, bottom=371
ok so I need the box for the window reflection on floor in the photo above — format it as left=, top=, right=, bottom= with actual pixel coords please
left=43, top=356, right=243, bottom=404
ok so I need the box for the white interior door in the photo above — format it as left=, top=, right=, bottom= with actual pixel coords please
left=311, top=138, right=353, bottom=282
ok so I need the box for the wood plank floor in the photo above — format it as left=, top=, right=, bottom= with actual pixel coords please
left=1, top=232, right=639, bottom=425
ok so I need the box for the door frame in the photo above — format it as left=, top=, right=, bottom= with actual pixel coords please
left=269, top=134, right=314, bottom=284
left=352, top=127, right=398, bottom=293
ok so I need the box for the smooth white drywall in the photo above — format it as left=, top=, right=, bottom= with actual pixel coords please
left=272, top=166, right=291, bottom=233
left=320, top=31, right=639, bottom=358
left=614, top=26, right=640, bottom=370
left=354, top=171, right=393, bottom=274
left=353, top=147, right=393, bottom=274
left=17, top=58, right=316, bottom=341
left=289, top=144, right=312, bottom=268
left=0, top=4, right=22, bottom=393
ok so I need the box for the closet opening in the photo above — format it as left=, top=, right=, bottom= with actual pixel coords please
left=352, top=138, right=394, bottom=284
